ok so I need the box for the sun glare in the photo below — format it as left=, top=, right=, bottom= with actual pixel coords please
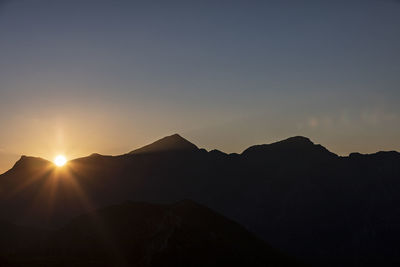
left=54, top=155, right=67, bottom=167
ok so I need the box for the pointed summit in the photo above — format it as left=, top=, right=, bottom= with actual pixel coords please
left=129, top=134, right=198, bottom=154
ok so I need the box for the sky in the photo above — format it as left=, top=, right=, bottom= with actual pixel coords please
left=0, top=0, right=399, bottom=173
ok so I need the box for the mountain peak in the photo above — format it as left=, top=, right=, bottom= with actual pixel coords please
left=15, top=155, right=50, bottom=165
left=281, top=136, right=313, bottom=145
left=129, top=134, right=198, bottom=154
left=242, top=136, right=337, bottom=159
left=6, top=155, right=52, bottom=174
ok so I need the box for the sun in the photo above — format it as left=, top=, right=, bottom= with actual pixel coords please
left=54, top=155, right=67, bottom=167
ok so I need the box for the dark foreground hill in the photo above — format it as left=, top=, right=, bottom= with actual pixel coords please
left=1, top=134, right=400, bottom=266
left=0, top=200, right=302, bottom=267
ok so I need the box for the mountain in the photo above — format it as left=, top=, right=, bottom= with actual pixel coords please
left=0, top=220, right=48, bottom=255
left=129, top=134, right=198, bottom=154
left=0, top=134, right=400, bottom=266
left=242, top=136, right=337, bottom=160
left=0, top=200, right=304, bottom=267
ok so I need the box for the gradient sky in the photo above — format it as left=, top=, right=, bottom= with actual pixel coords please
left=0, top=0, right=399, bottom=173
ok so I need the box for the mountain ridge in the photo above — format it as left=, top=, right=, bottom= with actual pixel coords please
left=4, top=135, right=399, bottom=174
left=1, top=133, right=400, bottom=266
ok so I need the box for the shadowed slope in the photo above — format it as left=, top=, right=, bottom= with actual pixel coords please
left=0, top=200, right=304, bottom=267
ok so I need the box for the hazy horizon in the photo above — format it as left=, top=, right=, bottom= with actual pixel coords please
left=1, top=132, right=400, bottom=174
left=1, top=0, right=399, bottom=173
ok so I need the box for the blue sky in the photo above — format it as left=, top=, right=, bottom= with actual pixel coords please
left=0, top=0, right=399, bottom=172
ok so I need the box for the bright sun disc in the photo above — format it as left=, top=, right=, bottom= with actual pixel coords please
left=54, top=155, right=67, bottom=167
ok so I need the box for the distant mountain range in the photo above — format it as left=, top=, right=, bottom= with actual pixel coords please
left=1, top=134, right=399, bottom=266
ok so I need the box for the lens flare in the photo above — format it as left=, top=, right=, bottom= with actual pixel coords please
left=54, top=155, right=67, bottom=167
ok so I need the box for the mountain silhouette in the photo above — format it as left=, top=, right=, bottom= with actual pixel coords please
left=0, top=200, right=303, bottom=267
left=0, top=134, right=400, bottom=266
left=242, top=136, right=336, bottom=159
left=129, top=134, right=198, bottom=154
